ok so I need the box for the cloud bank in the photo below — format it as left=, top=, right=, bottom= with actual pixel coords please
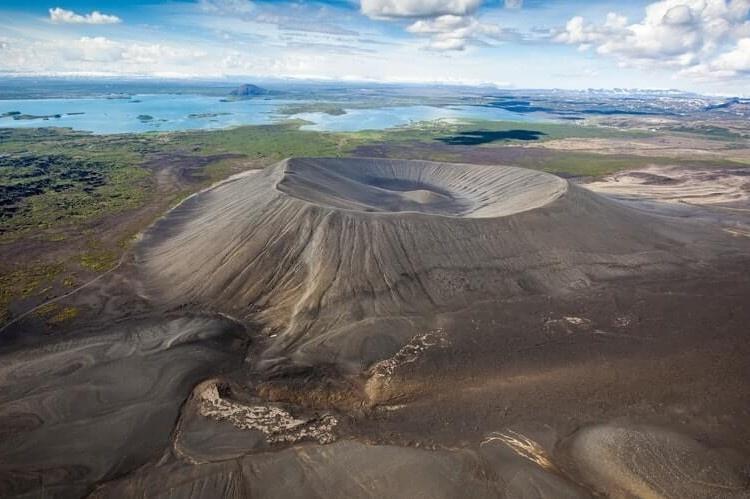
left=361, top=0, right=512, bottom=51
left=554, top=0, right=750, bottom=79
left=49, top=7, right=121, bottom=25
left=406, top=14, right=512, bottom=50
left=360, top=0, right=482, bottom=19
left=0, top=0, right=745, bottom=91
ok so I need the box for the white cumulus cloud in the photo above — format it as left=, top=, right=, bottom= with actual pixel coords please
left=714, top=37, right=750, bottom=72
left=553, top=0, right=750, bottom=81
left=64, top=36, right=122, bottom=61
left=407, top=14, right=511, bottom=51
left=360, top=0, right=482, bottom=19
left=361, top=0, right=509, bottom=51
left=49, top=7, right=121, bottom=25
left=684, top=36, right=750, bottom=78
left=199, top=0, right=255, bottom=16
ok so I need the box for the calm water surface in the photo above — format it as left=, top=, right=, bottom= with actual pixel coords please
left=0, top=94, right=553, bottom=134
left=294, top=105, right=550, bottom=131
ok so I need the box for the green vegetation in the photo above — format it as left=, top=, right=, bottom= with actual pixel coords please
left=202, top=157, right=249, bottom=183
left=187, top=112, right=231, bottom=119
left=80, top=248, right=119, bottom=272
left=668, top=125, right=746, bottom=141
left=0, top=262, right=64, bottom=323
left=49, top=306, right=79, bottom=324
left=34, top=302, right=80, bottom=325
left=169, top=121, right=348, bottom=158
left=0, top=153, right=150, bottom=236
left=522, top=153, right=662, bottom=177
left=279, top=102, right=348, bottom=116
left=523, top=153, right=748, bottom=177
left=1, top=111, right=66, bottom=121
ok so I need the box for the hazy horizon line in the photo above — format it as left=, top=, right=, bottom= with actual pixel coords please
left=1, top=73, right=745, bottom=98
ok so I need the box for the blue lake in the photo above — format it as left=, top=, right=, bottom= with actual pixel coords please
left=293, top=105, right=549, bottom=131
left=0, top=95, right=285, bottom=134
left=0, top=94, right=552, bottom=134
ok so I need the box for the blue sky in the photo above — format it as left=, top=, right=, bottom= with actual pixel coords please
left=1, top=0, right=749, bottom=93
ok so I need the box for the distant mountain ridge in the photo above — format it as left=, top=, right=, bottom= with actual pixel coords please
left=705, top=97, right=750, bottom=111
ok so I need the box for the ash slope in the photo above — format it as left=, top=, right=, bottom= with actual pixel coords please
left=135, top=157, right=725, bottom=370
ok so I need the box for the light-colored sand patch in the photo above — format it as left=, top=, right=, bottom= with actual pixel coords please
left=482, top=430, right=558, bottom=472
left=196, top=380, right=337, bottom=444
left=531, top=136, right=750, bottom=161
left=400, top=188, right=452, bottom=205
left=365, top=329, right=449, bottom=404
left=544, top=315, right=593, bottom=336
left=724, top=227, right=750, bottom=237
left=563, top=316, right=588, bottom=326
left=567, top=424, right=750, bottom=498
left=585, top=165, right=750, bottom=205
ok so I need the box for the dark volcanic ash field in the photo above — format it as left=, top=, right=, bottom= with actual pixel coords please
left=1, top=157, right=749, bottom=498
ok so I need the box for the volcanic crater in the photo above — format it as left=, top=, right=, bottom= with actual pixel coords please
left=274, top=157, right=567, bottom=217
left=135, top=157, right=719, bottom=371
